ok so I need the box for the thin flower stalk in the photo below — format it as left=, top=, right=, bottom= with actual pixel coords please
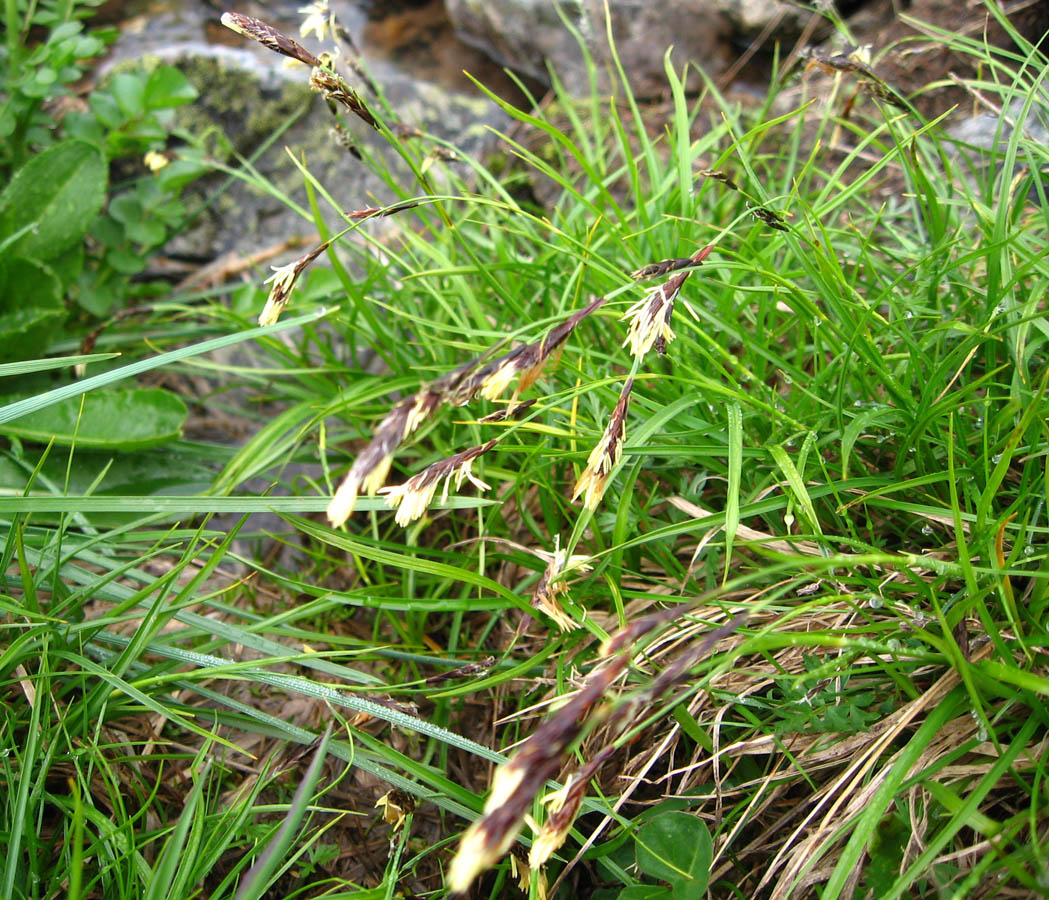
left=379, top=440, right=497, bottom=527
left=572, top=377, right=634, bottom=511
left=259, top=239, right=332, bottom=325
left=530, top=538, right=593, bottom=631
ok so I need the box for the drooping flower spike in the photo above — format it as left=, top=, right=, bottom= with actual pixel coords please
left=572, top=376, right=634, bottom=511
left=379, top=440, right=497, bottom=527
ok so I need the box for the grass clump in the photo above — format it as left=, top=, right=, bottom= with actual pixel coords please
left=3, top=1, right=1049, bottom=898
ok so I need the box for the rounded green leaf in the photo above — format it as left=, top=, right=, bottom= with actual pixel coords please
left=0, top=139, right=106, bottom=261
left=635, top=812, right=712, bottom=896
left=0, top=387, right=187, bottom=450
left=144, top=66, right=198, bottom=109
left=0, top=258, right=67, bottom=361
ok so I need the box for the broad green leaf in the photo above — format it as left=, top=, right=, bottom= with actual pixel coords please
left=0, top=387, right=187, bottom=450
left=144, top=65, right=197, bottom=108
left=635, top=811, right=712, bottom=894
left=110, top=72, right=146, bottom=118
left=0, top=139, right=106, bottom=260
left=0, top=257, right=66, bottom=361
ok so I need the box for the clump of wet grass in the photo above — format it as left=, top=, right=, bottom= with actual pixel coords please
left=4, top=2, right=1049, bottom=899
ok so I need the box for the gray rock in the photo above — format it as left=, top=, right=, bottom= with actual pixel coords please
left=102, top=1, right=522, bottom=261
left=446, top=0, right=734, bottom=98
left=716, top=0, right=814, bottom=35
left=445, top=0, right=829, bottom=98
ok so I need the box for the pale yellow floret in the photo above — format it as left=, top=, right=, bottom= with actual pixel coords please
left=220, top=12, right=247, bottom=35
left=572, top=425, right=623, bottom=510
left=297, top=0, right=329, bottom=41
left=535, top=593, right=577, bottom=631
left=259, top=262, right=298, bottom=325
left=381, top=458, right=492, bottom=527
left=326, top=474, right=361, bottom=526
left=478, top=360, right=518, bottom=401
left=447, top=815, right=523, bottom=894
left=403, top=394, right=432, bottom=437
left=382, top=477, right=440, bottom=527
left=486, top=759, right=526, bottom=812
left=360, top=455, right=393, bottom=496
left=446, top=459, right=490, bottom=497
left=529, top=822, right=568, bottom=868
left=621, top=286, right=677, bottom=359
left=143, top=150, right=168, bottom=172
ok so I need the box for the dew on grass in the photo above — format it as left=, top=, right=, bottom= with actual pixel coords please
left=921, top=523, right=934, bottom=536
left=991, top=453, right=1002, bottom=464
left=1023, top=545, right=1035, bottom=557
left=868, top=596, right=883, bottom=609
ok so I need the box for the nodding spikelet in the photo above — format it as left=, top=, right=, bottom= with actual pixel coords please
left=221, top=11, right=379, bottom=130
left=328, top=297, right=604, bottom=527
left=447, top=612, right=744, bottom=894
left=698, top=168, right=740, bottom=191
left=450, top=296, right=606, bottom=407
left=622, top=273, right=690, bottom=360
left=630, top=244, right=713, bottom=280
left=345, top=201, right=420, bottom=220
left=748, top=203, right=789, bottom=232
left=447, top=662, right=624, bottom=894
left=573, top=377, right=634, bottom=510
left=529, top=745, right=615, bottom=868
left=380, top=440, right=497, bottom=527
left=221, top=12, right=321, bottom=66
left=259, top=239, right=332, bottom=325
left=327, top=391, right=437, bottom=527
left=309, top=66, right=379, bottom=129
left=531, top=538, right=593, bottom=631
left=326, top=357, right=483, bottom=527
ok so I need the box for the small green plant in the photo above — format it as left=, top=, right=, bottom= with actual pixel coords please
left=0, top=0, right=212, bottom=451
left=0, top=0, right=208, bottom=335
left=628, top=810, right=713, bottom=900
